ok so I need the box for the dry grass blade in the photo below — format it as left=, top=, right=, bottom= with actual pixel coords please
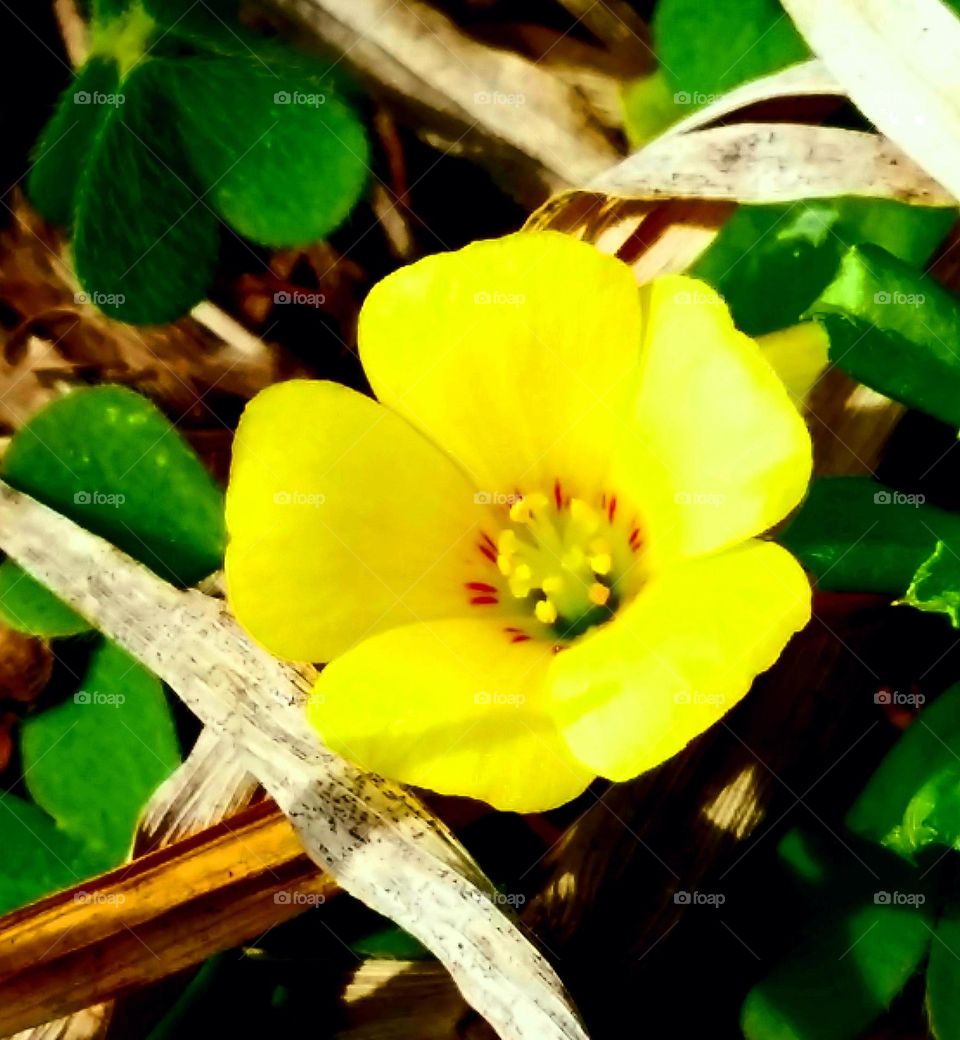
left=0, top=802, right=335, bottom=1036
left=781, top=0, right=960, bottom=200
left=268, top=0, right=619, bottom=201
left=0, top=483, right=588, bottom=1040
left=588, top=123, right=956, bottom=203
left=659, top=58, right=844, bottom=138
left=552, top=0, right=651, bottom=59
left=137, top=727, right=260, bottom=852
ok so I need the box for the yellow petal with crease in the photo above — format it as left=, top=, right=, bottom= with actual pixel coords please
left=549, top=541, right=810, bottom=781
left=225, top=380, right=486, bottom=662
left=310, top=618, right=595, bottom=811
left=613, top=276, right=813, bottom=564
left=358, top=231, right=643, bottom=500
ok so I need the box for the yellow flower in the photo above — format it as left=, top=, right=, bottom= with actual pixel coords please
left=225, top=232, right=813, bottom=812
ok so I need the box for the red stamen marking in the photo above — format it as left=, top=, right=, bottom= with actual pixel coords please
left=481, top=531, right=497, bottom=551
left=504, top=626, right=521, bottom=633
left=629, top=526, right=641, bottom=548
left=479, top=544, right=497, bottom=563
left=466, top=581, right=497, bottom=592
left=470, top=595, right=498, bottom=605
left=511, top=633, right=531, bottom=643
left=607, top=495, right=618, bottom=522
left=553, top=478, right=563, bottom=510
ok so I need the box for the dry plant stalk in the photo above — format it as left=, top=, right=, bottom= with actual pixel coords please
left=266, top=0, right=619, bottom=201
left=781, top=0, right=960, bottom=199
left=0, top=482, right=587, bottom=1040
left=0, top=802, right=335, bottom=1035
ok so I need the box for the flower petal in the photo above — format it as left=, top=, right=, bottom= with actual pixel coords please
left=549, top=541, right=810, bottom=781
left=615, top=276, right=813, bottom=562
left=310, top=618, right=595, bottom=811
left=225, top=380, right=485, bottom=662
left=358, top=231, right=643, bottom=498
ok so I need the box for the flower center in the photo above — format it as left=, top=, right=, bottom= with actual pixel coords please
left=469, top=482, right=644, bottom=644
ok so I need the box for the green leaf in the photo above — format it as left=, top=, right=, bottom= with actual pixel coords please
left=72, top=60, right=220, bottom=324
left=160, top=56, right=369, bottom=247
left=927, top=898, right=960, bottom=1040
left=742, top=897, right=933, bottom=1040
left=847, top=683, right=960, bottom=859
left=28, top=58, right=121, bottom=226
left=92, top=0, right=139, bottom=23
left=692, top=199, right=954, bottom=336
left=0, top=794, right=99, bottom=915
left=778, top=477, right=960, bottom=594
left=808, top=244, right=960, bottom=428
left=0, top=559, right=91, bottom=636
left=4, top=385, right=225, bottom=586
left=654, top=0, right=809, bottom=101
left=904, top=542, right=960, bottom=627
left=352, top=922, right=432, bottom=961
left=141, top=0, right=278, bottom=58
left=21, top=640, right=180, bottom=862
left=621, top=70, right=682, bottom=149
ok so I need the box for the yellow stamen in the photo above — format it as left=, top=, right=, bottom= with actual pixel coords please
left=590, top=553, right=612, bottom=576
left=509, top=565, right=533, bottom=598
left=542, top=575, right=564, bottom=595
left=588, top=582, right=611, bottom=606
left=497, top=554, right=513, bottom=576
left=535, top=598, right=558, bottom=625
